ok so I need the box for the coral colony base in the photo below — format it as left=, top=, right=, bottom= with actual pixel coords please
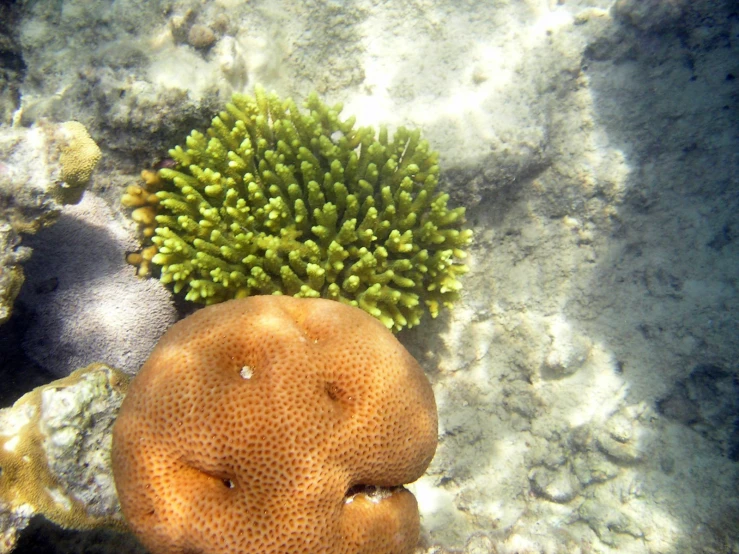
left=122, top=87, right=473, bottom=332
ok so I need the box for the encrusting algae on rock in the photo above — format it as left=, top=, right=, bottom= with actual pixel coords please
left=0, top=364, right=129, bottom=553
left=123, top=86, right=473, bottom=331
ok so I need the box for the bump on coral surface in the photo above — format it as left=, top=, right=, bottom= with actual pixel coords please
left=0, top=363, right=129, bottom=548
left=112, top=296, right=438, bottom=554
left=125, top=86, right=472, bottom=331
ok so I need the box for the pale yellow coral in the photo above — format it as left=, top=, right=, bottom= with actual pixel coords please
left=56, top=121, right=102, bottom=203
left=122, top=171, right=164, bottom=276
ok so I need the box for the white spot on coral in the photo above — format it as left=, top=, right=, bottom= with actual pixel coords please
left=240, top=366, right=253, bottom=379
left=366, top=486, right=393, bottom=503
left=344, top=486, right=395, bottom=505
left=46, top=488, right=73, bottom=511
left=330, top=130, right=344, bottom=144
left=3, top=435, right=20, bottom=453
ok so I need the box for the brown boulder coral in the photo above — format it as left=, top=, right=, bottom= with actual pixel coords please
left=111, top=296, right=437, bottom=554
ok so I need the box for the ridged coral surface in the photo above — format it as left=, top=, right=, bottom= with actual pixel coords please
left=111, top=296, right=438, bottom=554
left=126, top=86, right=472, bottom=331
left=57, top=121, right=101, bottom=203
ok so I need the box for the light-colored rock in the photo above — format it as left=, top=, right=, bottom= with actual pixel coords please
left=0, top=122, right=97, bottom=325
left=187, top=24, right=216, bottom=49
left=0, top=364, right=128, bottom=554
left=542, top=315, right=593, bottom=378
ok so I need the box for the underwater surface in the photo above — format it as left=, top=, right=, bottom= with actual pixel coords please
left=0, top=0, right=737, bottom=553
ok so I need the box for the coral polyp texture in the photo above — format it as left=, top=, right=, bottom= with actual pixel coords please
left=112, top=296, right=438, bottom=554
left=56, top=121, right=102, bottom=204
left=123, top=86, right=472, bottom=331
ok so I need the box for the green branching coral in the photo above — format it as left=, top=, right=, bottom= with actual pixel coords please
left=127, top=86, right=472, bottom=331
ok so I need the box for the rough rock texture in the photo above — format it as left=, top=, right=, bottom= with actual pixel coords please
left=0, top=226, right=31, bottom=327
left=0, top=364, right=129, bottom=554
left=402, top=1, right=739, bottom=552
left=112, top=296, right=437, bottom=554
left=0, top=125, right=65, bottom=325
left=0, top=2, right=23, bottom=126
left=0, top=119, right=103, bottom=326
left=15, top=1, right=230, bottom=162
